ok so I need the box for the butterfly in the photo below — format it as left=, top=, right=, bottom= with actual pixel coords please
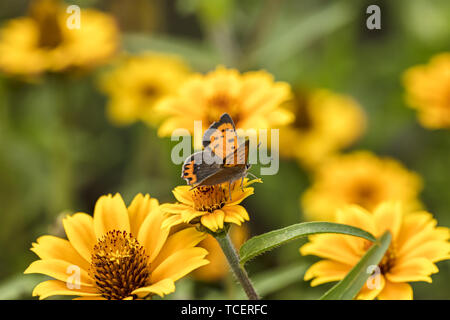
left=181, top=113, right=256, bottom=199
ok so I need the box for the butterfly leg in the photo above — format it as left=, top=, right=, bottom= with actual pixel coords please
left=228, top=181, right=232, bottom=201
left=240, top=176, right=245, bottom=191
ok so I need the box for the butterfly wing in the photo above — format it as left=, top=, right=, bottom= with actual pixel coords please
left=203, top=113, right=239, bottom=160
left=224, top=139, right=250, bottom=167
left=181, top=151, right=221, bottom=186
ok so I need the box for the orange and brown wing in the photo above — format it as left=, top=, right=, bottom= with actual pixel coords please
left=203, top=113, right=239, bottom=160
left=181, top=151, right=221, bottom=186
left=224, top=139, right=250, bottom=167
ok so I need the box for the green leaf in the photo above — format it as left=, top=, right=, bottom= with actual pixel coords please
left=320, top=231, right=392, bottom=300
left=239, top=222, right=376, bottom=265
left=236, top=262, right=310, bottom=299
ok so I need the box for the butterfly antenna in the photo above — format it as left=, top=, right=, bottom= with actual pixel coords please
left=247, top=171, right=260, bottom=180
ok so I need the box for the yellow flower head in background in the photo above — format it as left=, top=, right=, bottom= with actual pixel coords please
left=24, top=193, right=209, bottom=300
left=99, top=53, right=191, bottom=126
left=193, top=225, right=248, bottom=282
left=156, top=66, right=294, bottom=142
left=161, top=179, right=258, bottom=233
left=301, top=151, right=423, bottom=221
left=403, top=52, right=450, bottom=129
left=300, top=202, right=450, bottom=299
left=0, top=0, right=119, bottom=76
left=279, top=89, right=366, bottom=168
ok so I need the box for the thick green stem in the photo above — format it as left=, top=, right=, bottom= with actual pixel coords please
left=215, top=232, right=260, bottom=300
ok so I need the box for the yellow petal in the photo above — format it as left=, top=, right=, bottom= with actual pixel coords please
left=228, top=188, right=254, bottom=206
left=373, top=202, right=403, bottom=240
left=223, top=205, right=250, bottom=222
left=387, top=257, right=438, bottom=283
left=172, top=186, right=194, bottom=206
left=300, top=234, right=362, bottom=266
left=160, top=203, right=191, bottom=214
left=377, top=280, right=413, bottom=300
left=31, top=235, right=90, bottom=271
left=128, top=193, right=159, bottom=237
left=32, top=280, right=100, bottom=300
left=24, top=259, right=93, bottom=286
left=137, top=206, right=169, bottom=263
left=62, top=213, right=96, bottom=263
left=151, top=247, right=209, bottom=283
left=303, top=260, right=352, bottom=286
left=73, top=296, right=107, bottom=300
left=336, top=205, right=375, bottom=235
left=151, top=227, right=207, bottom=271
left=398, top=240, right=450, bottom=263
left=200, top=210, right=225, bottom=232
left=161, top=214, right=185, bottom=230
left=132, top=279, right=175, bottom=298
left=93, top=193, right=130, bottom=239
left=356, top=275, right=386, bottom=300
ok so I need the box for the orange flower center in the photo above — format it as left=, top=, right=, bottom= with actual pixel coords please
left=90, top=230, right=150, bottom=300
left=191, top=185, right=227, bottom=213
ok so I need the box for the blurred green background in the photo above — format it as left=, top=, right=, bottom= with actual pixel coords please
left=0, top=0, right=449, bottom=299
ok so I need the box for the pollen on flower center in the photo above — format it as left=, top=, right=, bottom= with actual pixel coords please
left=192, top=185, right=227, bottom=213
left=90, top=230, right=150, bottom=300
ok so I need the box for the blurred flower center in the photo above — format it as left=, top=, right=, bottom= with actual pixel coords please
left=90, top=230, right=150, bottom=300
left=192, top=185, right=227, bottom=212
left=29, top=0, right=63, bottom=49
left=292, top=95, right=312, bottom=131
left=350, top=181, right=380, bottom=210
left=206, top=93, right=240, bottom=124
left=140, top=84, right=160, bottom=99
left=365, top=241, right=397, bottom=274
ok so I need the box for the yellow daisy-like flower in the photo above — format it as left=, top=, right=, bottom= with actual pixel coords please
left=300, top=202, right=450, bottom=299
left=301, top=151, right=423, bottom=221
left=99, top=53, right=191, bottom=126
left=155, top=66, right=294, bottom=142
left=193, top=225, right=248, bottom=282
left=0, top=0, right=118, bottom=76
left=24, top=193, right=209, bottom=300
left=403, top=52, right=450, bottom=129
left=161, top=179, right=258, bottom=233
left=279, top=89, right=365, bottom=168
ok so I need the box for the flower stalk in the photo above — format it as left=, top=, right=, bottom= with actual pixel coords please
left=214, top=231, right=260, bottom=300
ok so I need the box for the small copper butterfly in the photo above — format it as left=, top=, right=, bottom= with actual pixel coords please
left=181, top=113, right=255, bottom=199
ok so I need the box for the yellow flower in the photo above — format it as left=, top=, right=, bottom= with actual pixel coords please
left=192, top=225, right=248, bottom=282
left=279, top=89, right=365, bottom=168
left=301, top=151, right=423, bottom=221
left=99, top=53, right=191, bottom=126
left=161, top=179, right=258, bottom=233
left=24, top=193, right=209, bottom=300
left=0, top=0, right=118, bottom=76
left=403, top=52, right=450, bottom=129
left=155, top=66, right=294, bottom=142
left=300, top=202, right=450, bottom=299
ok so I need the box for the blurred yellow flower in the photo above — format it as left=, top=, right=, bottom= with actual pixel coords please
left=300, top=202, right=450, bottom=300
left=161, top=179, right=258, bottom=233
left=193, top=225, right=248, bottom=282
left=99, top=53, right=191, bottom=126
left=24, top=193, right=209, bottom=300
left=156, top=66, right=294, bottom=141
left=0, top=0, right=119, bottom=76
left=301, top=151, right=423, bottom=221
left=279, top=89, right=365, bottom=168
left=403, top=52, right=450, bottom=129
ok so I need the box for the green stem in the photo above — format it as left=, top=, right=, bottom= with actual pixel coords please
left=215, top=232, right=260, bottom=300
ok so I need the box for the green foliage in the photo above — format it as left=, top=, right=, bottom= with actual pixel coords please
left=239, top=222, right=376, bottom=265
